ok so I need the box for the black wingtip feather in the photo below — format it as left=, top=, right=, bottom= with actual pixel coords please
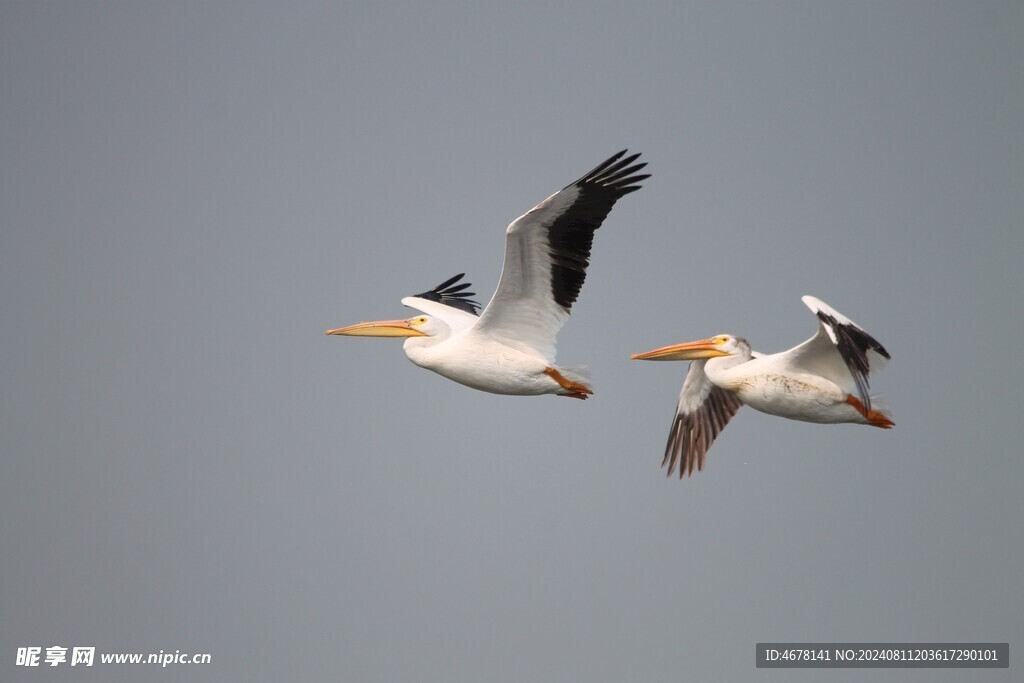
left=661, top=385, right=743, bottom=481
left=547, top=150, right=649, bottom=311
left=815, top=309, right=889, bottom=410
left=411, top=273, right=482, bottom=315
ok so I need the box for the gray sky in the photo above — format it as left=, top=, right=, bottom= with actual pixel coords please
left=2, top=1, right=1021, bottom=681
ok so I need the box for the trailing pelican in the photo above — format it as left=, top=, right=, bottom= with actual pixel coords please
left=631, top=296, right=893, bottom=477
left=327, top=150, right=649, bottom=399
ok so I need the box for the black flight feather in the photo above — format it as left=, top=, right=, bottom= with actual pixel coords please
left=411, top=273, right=482, bottom=315
left=546, top=150, right=649, bottom=311
left=815, top=310, right=891, bottom=411
left=662, top=386, right=743, bottom=479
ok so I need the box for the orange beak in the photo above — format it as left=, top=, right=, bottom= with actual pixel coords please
left=631, top=338, right=730, bottom=361
left=325, top=319, right=428, bottom=338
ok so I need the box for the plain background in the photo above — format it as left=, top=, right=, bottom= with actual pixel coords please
left=2, top=1, right=1021, bottom=681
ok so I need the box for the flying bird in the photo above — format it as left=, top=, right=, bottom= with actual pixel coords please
left=631, top=296, right=893, bottom=477
left=327, top=150, right=649, bottom=398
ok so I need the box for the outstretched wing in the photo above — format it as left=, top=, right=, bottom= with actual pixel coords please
left=401, top=273, right=481, bottom=334
left=662, top=360, right=744, bottom=478
left=782, top=296, right=891, bottom=411
left=472, top=150, right=649, bottom=361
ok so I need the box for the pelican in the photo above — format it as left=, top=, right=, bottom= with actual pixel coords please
left=631, top=296, right=893, bottom=477
left=326, top=150, right=649, bottom=399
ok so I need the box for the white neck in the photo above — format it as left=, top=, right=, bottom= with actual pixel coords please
left=403, top=334, right=448, bottom=369
left=703, top=350, right=753, bottom=389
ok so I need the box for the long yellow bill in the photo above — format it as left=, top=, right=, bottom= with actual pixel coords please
left=325, top=319, right=427, bottom=338
left=631, top=338, right=729, bottom=361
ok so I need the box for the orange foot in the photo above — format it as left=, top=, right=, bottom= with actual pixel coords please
left=846, top=394, right=894, bottom=429
left=544, top=367, right=594, bottom=400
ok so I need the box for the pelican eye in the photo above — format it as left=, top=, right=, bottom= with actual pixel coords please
left=411, top=317, right=428, bottom=325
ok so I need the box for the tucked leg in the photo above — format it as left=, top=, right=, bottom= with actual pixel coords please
left=544, top=367, right=593, bottom=400
left=845, top=394, right=894, bottom=429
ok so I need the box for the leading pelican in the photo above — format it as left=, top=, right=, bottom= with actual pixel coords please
left=327, top=150, right=649, bottom=399
left=632, top=296, right=893, bottom=477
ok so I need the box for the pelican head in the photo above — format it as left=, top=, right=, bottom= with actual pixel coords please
left=325, top=314, right=443, bottom=338
left=631, top=334, right=746, bottom=361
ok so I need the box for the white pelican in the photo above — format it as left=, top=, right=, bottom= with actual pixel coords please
left=326, top=150, right=649, bottom=399
left=631, top=296, right=893, bottom=477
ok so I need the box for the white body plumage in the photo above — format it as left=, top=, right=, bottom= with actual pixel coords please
left=403, top=332, right=561, bottom=396
left=706, top=357, right=870, bottom=425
